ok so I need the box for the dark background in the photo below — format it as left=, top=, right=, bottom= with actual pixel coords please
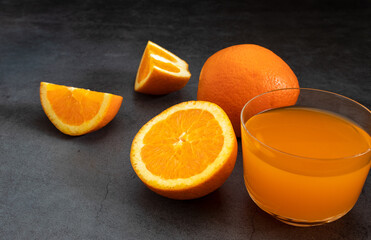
left=1, top=0, right=370, bottom=239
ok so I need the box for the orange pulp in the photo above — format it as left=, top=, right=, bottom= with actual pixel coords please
left=241, top=107, right=371, bottom=223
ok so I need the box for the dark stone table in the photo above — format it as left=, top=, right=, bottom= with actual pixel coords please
left=1, top=0, right=370, bottom=239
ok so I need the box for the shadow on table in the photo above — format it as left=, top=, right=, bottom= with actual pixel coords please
left=239, top=199, right=369, bottom=239
left=131, top=177, right=369, bottom=239
left=0, top=102, right=70, bottom=139
left=135, top=187, right=232, bottom=223
left=132, top=86, right=196, bottom=110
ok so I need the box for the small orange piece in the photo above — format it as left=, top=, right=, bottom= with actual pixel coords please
left=130, top=101, right=237, bottom=200
left=135, top=41, right=191, bottom=95
left=197, top=44, right=299, bottom=137
left=40, top=82, right=123, bottom=136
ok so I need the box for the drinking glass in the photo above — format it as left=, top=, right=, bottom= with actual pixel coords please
left=240, top=88, right=371, bottom=226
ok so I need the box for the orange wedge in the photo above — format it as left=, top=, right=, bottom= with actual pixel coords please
left=134, top=41, right=191, bottom=95
left=40, top=82, right=123, bottom=136
left=130, top=101, right=237, bottom=199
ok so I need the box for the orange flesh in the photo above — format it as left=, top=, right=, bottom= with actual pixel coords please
left=149, top=44, right=177, bottom=62
left=152, top=57, right=180, bottom=73
left=242, top=107, right=371, bottom=221
left=141, top=109, right=224, bottom=179
left=46, top=85, right=104, bottom=125
left=137, top=49, right=181, bottom=84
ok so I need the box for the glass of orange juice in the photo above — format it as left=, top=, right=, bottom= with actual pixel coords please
left=241, top=88, right=371, bottom=227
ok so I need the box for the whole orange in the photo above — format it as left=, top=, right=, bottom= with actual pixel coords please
left=197, top=44, right=299, bottom=137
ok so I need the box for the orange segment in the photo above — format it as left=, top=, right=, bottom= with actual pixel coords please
left=46, top=85, right=104, bottom=125
left=40, top=82, right=123, bottom=136
left=135, top=41, right=191, bottom=95
left=130, top=101, right=237, bottom=200
left=142, top=109, right=224, bottom=179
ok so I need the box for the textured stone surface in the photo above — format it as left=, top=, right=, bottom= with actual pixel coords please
left=0, top=0, right=370, bottom=239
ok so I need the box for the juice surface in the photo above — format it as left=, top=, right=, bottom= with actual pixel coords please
left=242, top=106, right=371, bottom=222
left=245, top=107, right=370, bottom=160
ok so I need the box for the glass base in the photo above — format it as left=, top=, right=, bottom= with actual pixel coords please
left=247, top=188, right=349, bottom=227
left=267, top=210, right=346, bottom=227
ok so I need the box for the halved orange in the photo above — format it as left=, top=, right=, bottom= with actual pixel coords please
left=134, top=41, right=191, bottom=95
left=40, top=82, right=123, bottom=136
left=130, top=101, right=237, bottom=199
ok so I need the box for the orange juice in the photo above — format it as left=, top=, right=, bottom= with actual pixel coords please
left=241, top=106, right=371, bottom=225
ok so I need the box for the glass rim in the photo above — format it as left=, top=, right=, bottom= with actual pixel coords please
left=240, top=87, right=371, bottom=161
